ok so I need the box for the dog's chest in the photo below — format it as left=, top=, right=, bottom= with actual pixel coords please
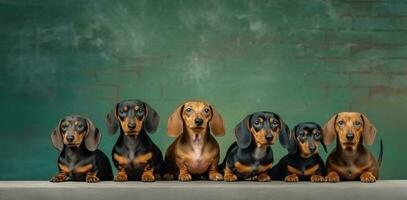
left=115, top=150, right=151, bottom=168
left=184, top=145, right=211, bottom=174
left=337, top=162, right=363, bottom=180
left=60, top=157, right=92, bottom=174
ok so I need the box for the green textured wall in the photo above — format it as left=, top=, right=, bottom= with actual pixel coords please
left=1, top=0, right=406, bottom=180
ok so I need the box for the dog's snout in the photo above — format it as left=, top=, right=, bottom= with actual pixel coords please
left=309, top=144, right=316, bottom=152
left=66, top=135, right=74, bottom=142
left=195, top=118, right=204, bottom=126
left=127, top=122, right=136, bottom=130
left=346, top=132, right=354, bottom=141
left=265, top=134, right=274, bottom=142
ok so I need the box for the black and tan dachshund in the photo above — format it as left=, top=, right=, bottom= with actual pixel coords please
left=269, top=122, right=327, bottom=182
left=220, top=112, right=290, bottom=182
left=50, top=115, right=113, bottom=183
left=106, top=99, right=164, bottom=182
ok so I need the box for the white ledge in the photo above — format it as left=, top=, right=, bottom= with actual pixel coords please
left=0, top=181, right=406, bottom=200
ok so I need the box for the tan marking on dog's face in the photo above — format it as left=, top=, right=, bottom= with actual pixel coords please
left=117, top=104, right=145, bottom=135
left=60, top=118, right=87, bottom=147
left=335, top=112, right=363, bottom=150
left=296, top=129, right=319, bottom=158
left=182, top=101, right=212, bottom=132
left=250, top=117, right=280, bottom=146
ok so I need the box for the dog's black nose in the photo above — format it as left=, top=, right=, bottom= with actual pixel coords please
left=66, top=135, right=74, bottom=142
left=195, top=118, right=203, bottom=126
left=128, top=123, right=136, bottom=130
left=265, top=135, right=273, bottom=142
left=309, top=145, right=316, bottom=152
left=346, top=132, right=354, bottom=141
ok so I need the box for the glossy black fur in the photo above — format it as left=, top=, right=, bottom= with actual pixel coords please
left=269, top=122, right=327, bottom=181
left=107, top=99, right=165, bottom=180
left=58, top=145, right=113, bottom=181
left=51, top=115, right=113, bottom=182
left=112, top=132, right=165, bottom=180
left=220, top=112, right=289, bottom=180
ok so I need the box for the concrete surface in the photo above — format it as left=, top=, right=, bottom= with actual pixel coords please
left=0, top=181, right=406, bottom=200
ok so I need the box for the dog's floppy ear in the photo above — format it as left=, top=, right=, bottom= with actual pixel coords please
left=143, top=102, right=160, bottom=134
left=210, top=105, right=225, bottom=136
left=167, top=104, right=184, bottom=137
left=84, top=118, right=101, bottom=151
left=278, top=118, right=291, bottom=149
left=323, top=114, right=338, bottom=145
left=235, top=115, right=252, bottom=149
left=279, top=121, right=296, bottom=154
left=286, top=125, right=298, bottom=154
left=361, top=114, right=376, bottom=145
left=106, top=103, right=119, bottom=134
left=317, top=124, right=328, bottom=153
left=51, top=120, right=64, bottom=151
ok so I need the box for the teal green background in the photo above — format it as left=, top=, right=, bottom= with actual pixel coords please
left=0, top=0, right=405, bottom=180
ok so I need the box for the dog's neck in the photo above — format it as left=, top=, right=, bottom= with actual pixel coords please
left=119, top=130, right=147, bottom=148
left=254, top=144, right=268, bottom=159
left=336, top=139, right=366, bottom=159
left=62, top=144, right=89, bottom=160
left=183, top=127, right=210, bottom=149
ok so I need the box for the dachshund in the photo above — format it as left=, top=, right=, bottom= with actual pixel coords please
left=220, top=111, right=289, bottom=182
left=164, top=100, right=225, bottom=181
left=50, top=115, right=113, bottom=183
left=106, top=99, right=164, bottom=182
left=323, top=112, right=383, bottom=183
left=269, top=122, right=327, bottom=182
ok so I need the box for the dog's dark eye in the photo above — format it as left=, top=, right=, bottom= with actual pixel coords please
left=61, top=124, right=68, bottom=131
left=137, top=109, right=144, bottom=115
left=254, top=120, right=261, bottom=126
left=185, top=108, right=192, bottom=113
left=119, top=109, right=126, bottom=116
left=354, top=121, right=361, bottom=127
left=314, top=132, right=321, bottom=139
left=271, top=121, right=279, bottom=128
left=76, top=124, right=84, bottom=131
left=204, top=108, right=210, bottom=114
left=338, top=120, right=345, bottom=127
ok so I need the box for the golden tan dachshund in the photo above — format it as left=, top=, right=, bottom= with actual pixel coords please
left=164, top=100, right=225, bottom=181
left=323, top=112, right=383, bottom=183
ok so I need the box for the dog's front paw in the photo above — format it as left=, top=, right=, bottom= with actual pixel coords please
left=86, top=175, right=100, bottom=183
left=325, top=172, right=340, bottom=183
left=141, top=172, right=156, bottom=182
left=209, top=172, right=223, bottom=181
left=285, top=174, right=299, bottom=182
left=257, top=173, right=271, bottom=182
left=310, top=175, right=325, bottom=183
left=178, top=173, right=192, bottom=181
left=114, top=172, right=128, bottom=182
left=360, top=172, right=376, bottom=183
left=224, top=173, right=238, bottom=182
left=50, top=174, right=66, bottom=183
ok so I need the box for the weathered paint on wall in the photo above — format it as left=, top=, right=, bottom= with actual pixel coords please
left=0, top=0, right=406, bottom=180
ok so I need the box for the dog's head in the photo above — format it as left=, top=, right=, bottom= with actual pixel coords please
left=106, top=99, right=160, bottom=136
left=284, top=122, right=327, bottom=158
left=234, top=112, right=289, bottom=149
left=323, top=112, right=376, bottom=150
left=51, top=115, right=100, bottom=151
left=167, top=101, right=225, bottom=137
